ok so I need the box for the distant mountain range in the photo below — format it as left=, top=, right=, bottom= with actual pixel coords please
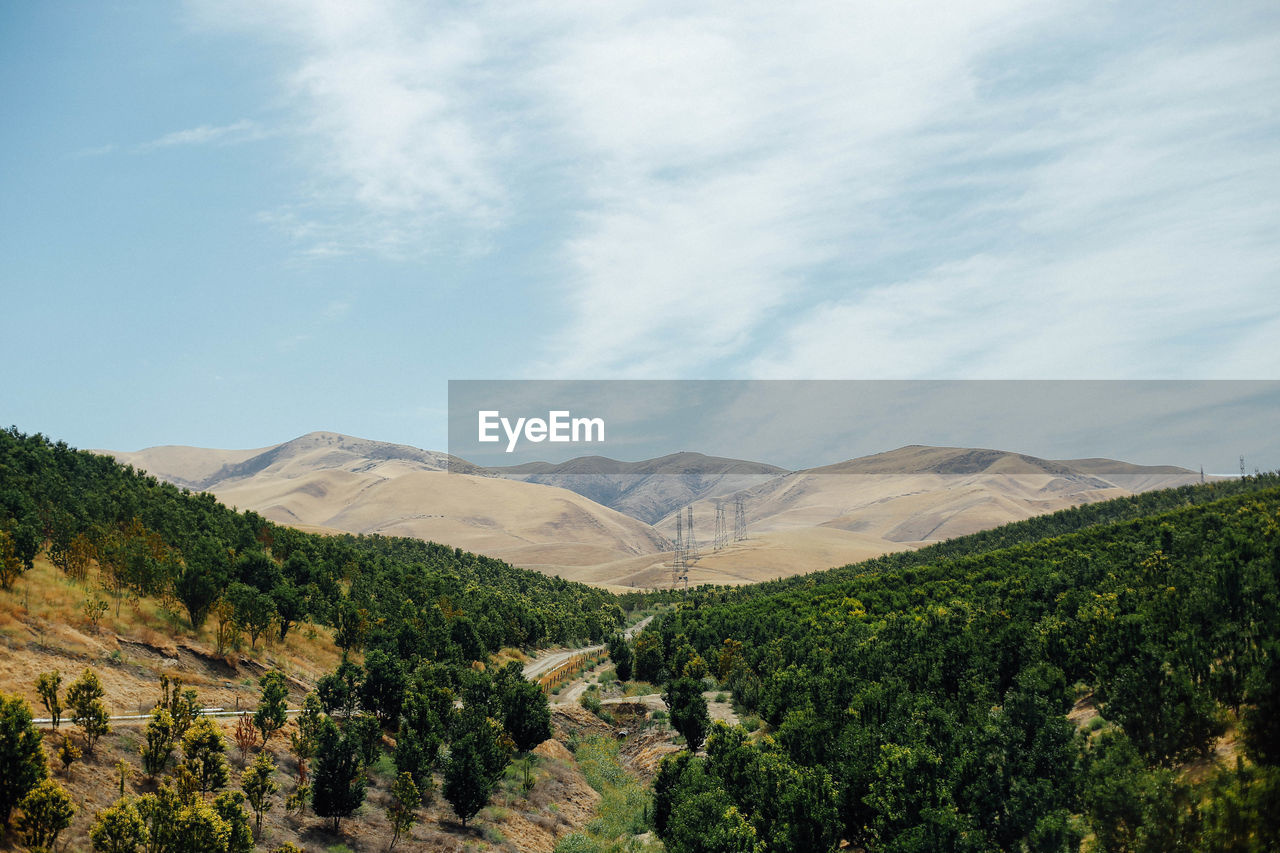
left=482, top=452, right=787, bottom=524
left=107, top=432, right=1209, bottom=589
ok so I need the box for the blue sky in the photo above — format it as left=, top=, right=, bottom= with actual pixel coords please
left=2, top=1, right=1278, bottom=455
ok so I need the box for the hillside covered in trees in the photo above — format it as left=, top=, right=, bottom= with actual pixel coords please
left=5, top=425, right=1280, bottom=852
left=0, top=427, right=626, bottom=656
left=637, top=476, right=1280, bottom=851
left=0, top=427, right=640, bottom=849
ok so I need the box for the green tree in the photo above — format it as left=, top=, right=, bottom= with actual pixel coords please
left=134, top=785, right=183, bottom=853
left=141, top=708, right=176, bottom=777
left=78, top=698, right=111, bottom=753
left=0, top=527, right=27, bottom=589
left=36, top=670, right=62, bottom=729
left=442, top=732, right=490, bottom=828
left=240, top=750, right=278, bottom=837
left=388, top=771, right=420, bottom=848
left=66, top=668, right=111, bottom=752
left=173, top=798, right=231, bottom=853
left=17, top=778, right=76, bottom=851
left=347, top=713, right=384, bottom=768
left=746, top=746, right=840, bottom=852
left=89, top=797, right=147, bottom=853
left=634, top=631, right=665, bottom=683
left=664, top=677, right=710, bottom=751
left=1103, top=646, right=1225, bottom=766
left=254, top=670, right=289, bottom=745
left=333, top=598, right=369, bottom=658
left=290, top=691, right=325, bottom=766
left=317, top=661, right=362, bottom=719
left=174, top=536, right=228, bottom=630
left=159, top=674, right=200, bottom=740
left=359, top=648, right=405, bottom=724
left=654, top=751, right=706, bottom=835
left=0, top=691, right=48, bottom=825
left=212, top=790, right=254, bottom=853
left=271, top=580, right=309, bottom=642
left=502, top=675, right=552, bottom=756
left=182, top=716, right=230, bottom=798
left=311, top=717, right=366, bottom=832
left=666, top=790, right=764, bottom=853
left=608, top=633, right=634, bottom=682
left=394, top=687, right=442, bottom=801
left=864, top=742, right=950, bottom=848
left=57, top=734, right=81, bottom=777
left=228, top=582, right=276, bottom=651
left=1244, top=640, right=1280, bottom=766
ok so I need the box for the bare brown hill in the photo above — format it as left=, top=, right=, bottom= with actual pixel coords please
left=485, top=451, right=787, bottom=524
left=109, top=437, right=1204, bottom=589
left=108, top=433, right=669, bottom=581
left=651, top=446, right=1205, bottom=586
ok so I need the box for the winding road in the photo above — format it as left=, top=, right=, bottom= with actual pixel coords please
left=522, top=615, right=654, bottom=701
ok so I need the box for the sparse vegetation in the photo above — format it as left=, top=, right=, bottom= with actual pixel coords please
left=240, top=750, right=278, bottom=837
left=555, top=735, right=655, bottom=852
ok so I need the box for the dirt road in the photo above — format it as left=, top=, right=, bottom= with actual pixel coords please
left=521, top=615, right=654, bottom=682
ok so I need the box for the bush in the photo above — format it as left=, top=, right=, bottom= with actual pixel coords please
left=17, top=778, right=75, bottom=850
left=0, top=691, right=47, bottom=825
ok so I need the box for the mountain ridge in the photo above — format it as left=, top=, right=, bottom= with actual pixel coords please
left=107, top=433, right=1206, bottom=588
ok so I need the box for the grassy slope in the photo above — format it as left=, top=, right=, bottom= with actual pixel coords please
left=0, top=556, right=607, bottom=852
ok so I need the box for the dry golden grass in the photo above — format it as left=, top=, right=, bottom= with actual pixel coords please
left=0, top=553, right=344, bottom=715
left=0, top=549, right=652, bottom=852
left=490, top=646, right=531, bottom=669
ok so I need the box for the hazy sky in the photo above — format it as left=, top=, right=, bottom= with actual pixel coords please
left=3, top=1, right=1278, bottom=454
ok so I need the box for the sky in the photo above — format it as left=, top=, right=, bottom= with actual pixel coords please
left=2, top=1, right=1279, bottom=456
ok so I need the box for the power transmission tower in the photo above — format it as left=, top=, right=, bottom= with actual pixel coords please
left=714, top=501, right=727, bottom=550
left=734, top=496, right=747, bottom=542
left=1241, top=455, right=1247, bottom=478
left=686, top=506, right=699, bottom=559
left=672, top=511, right=687, bottom=591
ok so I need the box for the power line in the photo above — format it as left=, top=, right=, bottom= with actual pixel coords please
left=686, top=505, right=699, bottom=560
left=714, top=500, right=727, bottom=550
left=672, top=510, right=687, bottom=592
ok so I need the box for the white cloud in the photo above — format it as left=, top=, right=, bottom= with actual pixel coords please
left=137, top=119, right=263, bottom=150
left=189, top=0, right=507, bottom=254
left=189, top=0, right=1280, bottom=377
left=749, top=25, right=1280, bottom=379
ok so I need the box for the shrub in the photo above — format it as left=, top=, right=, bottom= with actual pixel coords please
left=0, top=691, right=47, bottom=825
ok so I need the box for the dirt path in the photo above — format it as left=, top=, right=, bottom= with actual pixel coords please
left=704, top=691, right=740, bottom=726
left=521, top=615, right=654, bottom=682
left=524, top=615, right=656, bottom=705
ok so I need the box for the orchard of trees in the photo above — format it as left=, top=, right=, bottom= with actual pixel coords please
left=0, top=427, right=603, bottom=843
left=640, top=476, right=1280, bottom=851
left=0, top=427, right=627, bottom=663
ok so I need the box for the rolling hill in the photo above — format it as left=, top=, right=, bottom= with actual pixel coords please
left=109, top=432, right=669, bottom=586
left=651, top=445, right=1207, bottom=586
left=484, top=451, right=787, bottom=523
left=109, top=435, right=1207, bottom=589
